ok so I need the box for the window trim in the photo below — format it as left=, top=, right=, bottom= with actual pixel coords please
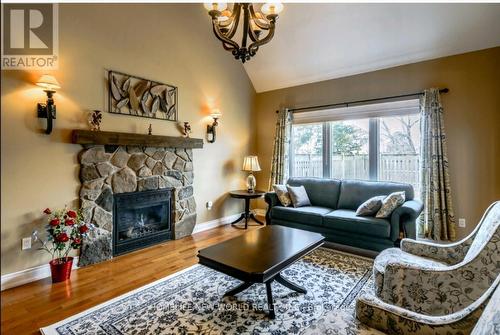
left=368, top=118, right=379, bottom=180
left=293, top=99, right=420, bottom=124
left=322, top=122, right=331, bottom=178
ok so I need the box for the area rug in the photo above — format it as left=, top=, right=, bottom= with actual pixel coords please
left=41, top=248, right=384, bottom=335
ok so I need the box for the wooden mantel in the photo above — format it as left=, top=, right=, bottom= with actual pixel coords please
left=72, top=129, right=204, bottom=149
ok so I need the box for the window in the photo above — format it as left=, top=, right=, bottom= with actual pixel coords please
left=330, top=119, right=369, bottom=180
left=378, top=114, right=421, bottom=196
left=290, top=99, right=421, bottom=196
left=290, top=123, right=323, bottom=178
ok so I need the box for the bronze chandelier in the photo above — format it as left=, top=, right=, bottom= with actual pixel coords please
left=204, top=3, right=283, bottom=63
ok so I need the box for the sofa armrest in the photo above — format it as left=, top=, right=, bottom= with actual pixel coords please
left=390, top=200, right=423, bottom=240
left=264, top=192, right=281, bottom=224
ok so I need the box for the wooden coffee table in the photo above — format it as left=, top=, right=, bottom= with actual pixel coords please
left=197, top=225, right=325, bottom=318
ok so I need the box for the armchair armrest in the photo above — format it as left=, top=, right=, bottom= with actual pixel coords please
left=379, top=252, right=498, bottom=315
left=264, top=192, right=281, bottom=224
left=401, top=237, right=472, bottom=265
left=356, top=292, right=486, bottom=334
left=390, top=200, right=423, bottom=240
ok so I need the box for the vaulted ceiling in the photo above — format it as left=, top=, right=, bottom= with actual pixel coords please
left=241, top=3, right=500, bottom=92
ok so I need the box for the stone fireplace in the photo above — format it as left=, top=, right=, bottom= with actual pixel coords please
left=113, top=188, right=174, bottom=256
left=77, top=142, right=198, bottom=267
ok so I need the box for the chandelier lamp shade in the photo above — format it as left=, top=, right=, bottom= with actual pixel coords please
left=204, top=2, right=283, bottom=63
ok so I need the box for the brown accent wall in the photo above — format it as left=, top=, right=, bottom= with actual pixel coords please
left=1, top=4, right=256, bottom=275
left=253, top=47, right=500, bottom=239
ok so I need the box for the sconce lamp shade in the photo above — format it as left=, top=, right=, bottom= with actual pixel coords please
left=36, top=75, right=60, bottom=91
left=211, top=109, right=222, bottom=119
left=242, top=156, right=261, bottom=172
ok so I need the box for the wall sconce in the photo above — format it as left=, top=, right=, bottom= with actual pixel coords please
left=207, top=109, right=221, bottom=143
left=36, top=74, right=60, bottom=134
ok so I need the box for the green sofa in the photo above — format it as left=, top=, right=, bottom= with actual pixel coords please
left=265, top=177, right=423, bottom=251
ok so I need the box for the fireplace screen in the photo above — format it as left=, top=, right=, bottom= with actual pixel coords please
left=113, top=189, right=173, bottom=256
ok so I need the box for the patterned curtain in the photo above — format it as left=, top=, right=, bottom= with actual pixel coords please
left=268, top=108, right=293, bottom=190
left=419, top=88, right=456, bottom=241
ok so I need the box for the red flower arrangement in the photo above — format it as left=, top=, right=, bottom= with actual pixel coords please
left=33, top=207, right=91, bottom=282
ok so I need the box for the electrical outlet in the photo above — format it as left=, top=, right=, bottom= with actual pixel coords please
left=458, top=218, right=466, bottom=228
left=22, top=237, right=32, bottom=250
left=206, top=201, right=213, bottom=210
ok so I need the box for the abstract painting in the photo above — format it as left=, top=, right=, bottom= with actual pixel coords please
left=108, top=70, right=178, bottom=121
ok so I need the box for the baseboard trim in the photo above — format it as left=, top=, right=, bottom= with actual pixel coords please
left=1, top=257, right=80, bottom=291
left=192, top=213, right=241, bottom=234
left=253, top=208, right=267, bottom=217
left=2, top=214, right=244, bottom=291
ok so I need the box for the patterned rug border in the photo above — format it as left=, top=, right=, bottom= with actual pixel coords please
left=338, top=269, right=372, bottom=309
left=40, top=247, right=374, bottom=335
left=322, top=248, right=375, bottom=262
left=40, top=264, right=199, bottom=335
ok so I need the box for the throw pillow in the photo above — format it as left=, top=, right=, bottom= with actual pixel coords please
left=356, top=195, right=386, bottom=216
left=375, top=191, right=406, bottom=218
left=286, top=185, right=312, bottom=208
left=273, top=184, right=292, bottom=207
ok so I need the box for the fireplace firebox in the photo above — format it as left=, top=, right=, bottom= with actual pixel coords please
left=112, top=189, right=174, bottom=256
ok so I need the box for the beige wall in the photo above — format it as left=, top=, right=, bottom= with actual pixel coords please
left=253, top=47, right=500, bottom=239
left=1, top=4, right=256, bottom=275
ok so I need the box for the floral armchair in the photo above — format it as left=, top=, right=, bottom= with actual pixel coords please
left=373, top=201, right=500, bottom=315
left=471, top=272, right=500, bottom=335
left=356, top=274, right=500, bottom=335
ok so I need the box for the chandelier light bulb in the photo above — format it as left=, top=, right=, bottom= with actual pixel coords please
left=204, top=2, right=228, bottom=12
left=261, top=2, right=283, bottom=15
left=217, top=9, right=232, bottom=22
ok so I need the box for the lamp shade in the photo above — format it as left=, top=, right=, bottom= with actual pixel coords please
left=242, top=156, right=261, bottom=172
left=211, top=109, right=222, bottom=119
left=36, top=75, right=60, bottom=91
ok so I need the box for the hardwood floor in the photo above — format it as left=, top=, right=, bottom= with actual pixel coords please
left=1, top=223, right=263, bottom=335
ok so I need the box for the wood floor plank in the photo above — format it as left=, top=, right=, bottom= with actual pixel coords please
left=1, top=223, right=262, bottom=335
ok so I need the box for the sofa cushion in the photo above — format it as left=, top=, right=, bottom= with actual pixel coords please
left=287, top=185, right=312, bottom=208
left=323, top=209, right=391, bottom=238
left=375, top=191, right=406, bottom=218
left=287, top=177, right=341, bottom=209
left=273, top=184, right=292, bottom=207
left=356, top=195, right=385, bottom=216
left=271, top=206, right=332, bottom=227
left=337, top=180, right=414, bottom=210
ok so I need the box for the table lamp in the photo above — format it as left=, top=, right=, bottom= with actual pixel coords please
left=242, top=156, right=261, bottom=193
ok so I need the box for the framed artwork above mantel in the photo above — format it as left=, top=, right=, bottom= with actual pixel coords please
left=108, top=70, right=178, bottom=122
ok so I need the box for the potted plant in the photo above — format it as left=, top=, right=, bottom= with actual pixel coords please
left=32, top=207, right=90, bottom=283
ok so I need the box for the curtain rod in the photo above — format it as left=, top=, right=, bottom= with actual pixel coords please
left=279, top=88, right=449, bottom=113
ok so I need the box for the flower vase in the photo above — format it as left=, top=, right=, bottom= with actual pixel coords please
left=49, top=257, right=73, bottom=283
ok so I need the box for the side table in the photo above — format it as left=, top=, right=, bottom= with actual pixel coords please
left=229, top=190, right=265, bottom=229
